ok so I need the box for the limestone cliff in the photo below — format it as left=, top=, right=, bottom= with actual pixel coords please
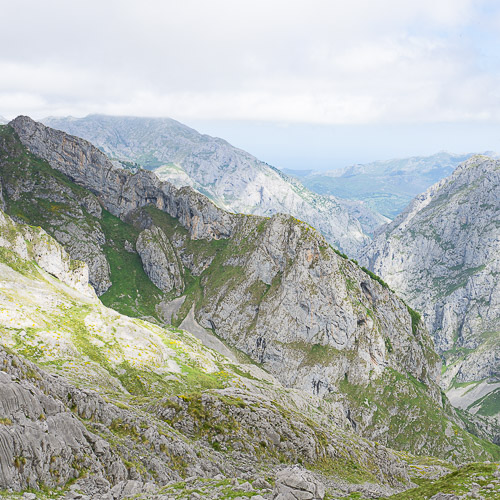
left=7, top=117, right=440, bottom=392
left=0, top=207, right=427, bottom=499
left=2, top=116, right=497, bottom=460
left=361, top=155, right=500, bottom=418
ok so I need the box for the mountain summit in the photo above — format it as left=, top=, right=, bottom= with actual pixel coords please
left=0, top=116, right=499, bottom=498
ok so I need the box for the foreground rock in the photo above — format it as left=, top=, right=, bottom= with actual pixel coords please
left=273, top=466, right=325, bottom=499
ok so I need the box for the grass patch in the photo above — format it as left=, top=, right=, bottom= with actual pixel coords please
left=361, top=266, right=391, bottom=290
left=389, top=462, right=500, bottom=499
left=472, top=388, right=500, bottom=417
left=336, top=368, right=500, bottom=461
left=99, top=209, right=165, bottom=321
left=406, top=305, right=421, bottom=336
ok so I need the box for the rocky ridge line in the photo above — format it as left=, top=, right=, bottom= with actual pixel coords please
left=3, top=117, right=498, bottom=459
left=42, top=114, right=387, bottom=256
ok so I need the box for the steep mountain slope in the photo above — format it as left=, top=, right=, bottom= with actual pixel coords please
left=361, top=155, right=500, bottom=420
left=295, top=152, right=475, bottom=218
left=1, top=207, right=426, bottom=499
left=42, top=114, right=386, bottom=256
left=2, top=116, right=498, bottom=463
left=0, top=165, right=497, bottom=500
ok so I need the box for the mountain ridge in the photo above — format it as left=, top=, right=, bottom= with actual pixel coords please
left=1, top=116, right=499, bottom=498
left=42, top=114, right=386, bottom=256
left=293, top=151, right=480, bottom=218
left=4, top=116, right=498, bottom=458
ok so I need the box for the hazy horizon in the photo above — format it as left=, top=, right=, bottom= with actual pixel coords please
left=7, top=112, right=496, bottom=172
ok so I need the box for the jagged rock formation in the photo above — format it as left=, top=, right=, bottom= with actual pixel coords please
left=361, top=155, right=500, bottom=419
left=2, top=117, right=498, bottom=462
left=0, top=123, right=111, bottom=294
left=10, top=116, right=235, bottom=240
left=136, top=226, right=184, bottom=293
left=42, top=114, right=386, bottom=256
left=0, top=209, right=92, bottom=296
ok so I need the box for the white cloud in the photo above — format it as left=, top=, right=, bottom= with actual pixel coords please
left=0, top=0, right=499, bottom=123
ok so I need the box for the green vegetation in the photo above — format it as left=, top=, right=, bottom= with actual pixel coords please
left=384, top=337, right=394, bottom=354
left=433, top=264, right=487, bottom=298
left=406, top=305, right=421, bottom=336
left=361, top=266, right=392, bottom=290
left=389, top=462, right=500, bottom=499
left=333, top=247, right=349, bottom=260
left=0, top=247, right=41, bottom=277
left=99, top=209, right=165, bottom=321
left=471, top=388, right=500, bottom=417
left=336, top=368, right=500, bottom=461
left=284, top=341, right=353, bottom=367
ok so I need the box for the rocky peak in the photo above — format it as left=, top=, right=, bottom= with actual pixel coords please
left=10, top=115, right=235, bottom=242
left=42, top=114, right=387, bottom=256
left=361, top=155, right=500, bottom=417
left=3, top=116, right=497, bottom=459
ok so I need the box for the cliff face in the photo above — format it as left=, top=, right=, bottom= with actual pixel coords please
left=361, top=156, right=500, bottom=417
left=0, top=207, right=92, bottom=297
left=43, top=114, right=387, bottom=256
left=11, top=116, right=236, bottom=241
left=1, top=117, right=497, bottom=460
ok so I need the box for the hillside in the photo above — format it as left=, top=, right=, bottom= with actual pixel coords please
left=0, top=206, right=426, bottom=499
left=361, top=155, right=500, bottom=422
left=42, top=114, right=386, bottom=256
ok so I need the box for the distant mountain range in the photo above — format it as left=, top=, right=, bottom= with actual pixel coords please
left=43, top=115, right=386, bottom=257
left=286, top=152, right=499, bottom=218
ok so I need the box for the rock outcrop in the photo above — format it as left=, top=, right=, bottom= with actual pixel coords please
left=7, top=116, right=439, bottom=393
left=10, top=115, right=235, bottom=241
left=273, top=466, right=325, bottom=499
left=0, top=208, right=92, bottom=297
left=361, top=155, right=500, bottom=417
left=0, top=123, right=111, bottom=294
left=2, top=117, right=498, bottom=461
left=136, top=226, right=184, bottom=293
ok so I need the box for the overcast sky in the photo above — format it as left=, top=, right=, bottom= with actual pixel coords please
left=2, top=0, right=500, bottom=168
